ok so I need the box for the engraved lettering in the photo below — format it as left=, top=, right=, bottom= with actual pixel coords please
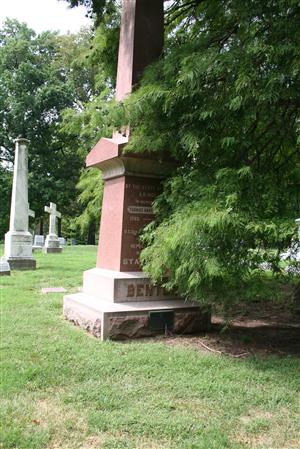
left=136, top=284, right=144, bottom=297
left=145, top=284, right=154, bottom=297
left=127, top=206, right=153, bottom=214
left=127, top=284, right=135, bottom=297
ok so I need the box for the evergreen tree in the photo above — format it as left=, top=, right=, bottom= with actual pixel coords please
left=112, top=0, right=300, bottom=304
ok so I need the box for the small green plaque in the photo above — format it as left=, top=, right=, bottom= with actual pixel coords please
left=149, top=310, right=174, bottom=331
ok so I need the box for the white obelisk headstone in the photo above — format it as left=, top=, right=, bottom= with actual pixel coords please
left=4, top=138, right=36, bottom=270
left=44, top=202, right=62, bottom=253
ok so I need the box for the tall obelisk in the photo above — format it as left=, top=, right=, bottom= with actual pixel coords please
left=4, top=138, right=36, bottom=270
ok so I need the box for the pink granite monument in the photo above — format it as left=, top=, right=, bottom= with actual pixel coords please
left=64, top=0, right=210, bottom=340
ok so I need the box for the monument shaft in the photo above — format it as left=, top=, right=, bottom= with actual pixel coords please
left=116, top=0, right=164, bottom=101
left=9, top=139, right=29, bottom=232
left=97, top=175, right=161, bottom=271
left=88, top=0, right=165, bottom=271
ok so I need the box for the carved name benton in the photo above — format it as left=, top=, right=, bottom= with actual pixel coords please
left=126, top=283, right=172, bottom=298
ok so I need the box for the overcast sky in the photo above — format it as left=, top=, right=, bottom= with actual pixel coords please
left=0, top=0, right=91, bottom=34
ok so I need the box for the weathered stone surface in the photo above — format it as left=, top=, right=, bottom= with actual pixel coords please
left=64, top=304, right=102, bottom=338
left=109, top=315, right=152, bottom=339
left=43, top=247, right=62, bottom=254
left=7, top=258, right=36, bottom=270
left=0, top=259, right=10, bottom=276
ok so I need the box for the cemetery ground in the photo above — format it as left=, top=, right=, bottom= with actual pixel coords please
left=0, top=246, right=299, bottom=449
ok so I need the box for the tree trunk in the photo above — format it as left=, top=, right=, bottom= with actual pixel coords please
left=39, top=218, right=43, bottom=235
left=87, top=221, right=96, bottom=245
left=58, top=218, right=62, bottom=237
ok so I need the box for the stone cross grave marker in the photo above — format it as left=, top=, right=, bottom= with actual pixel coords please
left=4, top=137, right=36, bottom=270
left=43, top=202, right=62, bottom=253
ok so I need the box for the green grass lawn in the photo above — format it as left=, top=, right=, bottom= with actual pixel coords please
left=0, top=246, right=299, bottom=449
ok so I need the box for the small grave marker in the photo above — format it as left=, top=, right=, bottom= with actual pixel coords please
left=42, top=287, right=67, bottom=294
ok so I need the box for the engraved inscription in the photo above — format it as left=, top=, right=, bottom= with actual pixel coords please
left=127, top=206, right=153, bottom=214
left=126, top=283, right=175, bottom=298
left=121, top=177, right=162, bottom=271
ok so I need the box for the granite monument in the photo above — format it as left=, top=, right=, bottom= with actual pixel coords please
left=64, top=0, right=210, bottom=340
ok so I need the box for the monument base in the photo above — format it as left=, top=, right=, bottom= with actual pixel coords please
left=32, top=246, right=43, bottom=252
left=43, top=247, right=63, bottom=254
left=6, top=257, right=36, bottom=270
left=44, top=233, right=62, bottom=253
left=63, top=269, right=211, bottom=340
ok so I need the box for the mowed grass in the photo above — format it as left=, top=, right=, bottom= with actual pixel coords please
left=0, top=246, right=299, bottom=449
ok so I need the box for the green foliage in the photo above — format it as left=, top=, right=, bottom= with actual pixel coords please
left=88, top=16, right=120, bottom=87
left=59, top=79, right=114, bottom=238
left=75, top=168, right=103, bottom=235
left=64, top=0, right=118, bottom=25
left=0, top=166, right=12, bottom=240
left=0, top=20, right=92, bottom=227
left=116, top=0, right=300, bottom=303
left=57, top=17, right=119, bottom=238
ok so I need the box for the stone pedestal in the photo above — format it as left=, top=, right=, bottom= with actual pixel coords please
left=64, top=268, right=210, bottom=340
left=64, top=138, right=211, bottom=340
left=63, top=0, right=211, bottom=340
left=4, top=231, right=36, bottom=269
left=43, top=234, right=62, bottom=253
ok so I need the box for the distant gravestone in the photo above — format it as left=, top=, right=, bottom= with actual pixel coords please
left=281, top=218, right=300, bottom=262
left=33, top=235, right=44, bottom=251
left=42, top=287, right=67, bottom=294
left=58, top=237, right=66, bottom=247
left=43, top=202, right=62, bottom=253
left=4, top=138, right=36, bottom=270
left=0, top=259, right=10, bottom=276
